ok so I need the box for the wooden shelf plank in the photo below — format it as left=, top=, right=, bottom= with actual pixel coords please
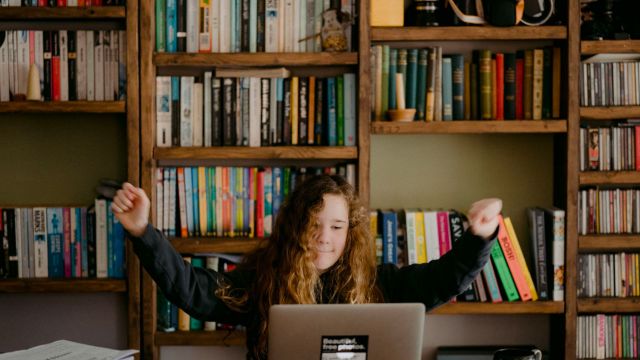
left=154, top=52, right=358, bottom=66
left=428, top=301, right=564, bottom=315
left=578, top=235, right=640, bottom=252
left=371, top=26, right=567, bottom=41
left=577, top=298, right=640, bottom=313
left=0, top=6, right=126, bottom=19
left=371, top=120, right=567, bottom=134
left=580, top=106, right=640, bottom=119
left=170, top=237, right=260, bottom=253
left=155, top=330, right=245, bottom=346
left=155, top=146, right=358, bottom=160
left=581, top=40, right=640, bottom=54
left=0, top=279, right=127, bottom=293
left=0, top=101, right=126, bottom=113
left=580, top=171, right=640, bottom=185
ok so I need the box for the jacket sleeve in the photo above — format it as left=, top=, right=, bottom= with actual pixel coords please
left=377, top=228, right=497, bottom=310
left=128, top=225, right=251, bottom=325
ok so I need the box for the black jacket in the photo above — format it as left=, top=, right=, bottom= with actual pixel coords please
left=129, top=225, right=496, bottom=359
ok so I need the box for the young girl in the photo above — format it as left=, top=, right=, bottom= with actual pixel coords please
left=113, top=174, right=501, bottom=359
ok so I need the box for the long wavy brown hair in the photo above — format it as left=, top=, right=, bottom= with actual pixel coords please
left=215, top=174, right=382, bottom=358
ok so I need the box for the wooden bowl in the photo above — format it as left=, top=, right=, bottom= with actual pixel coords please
left=387, top=108, right=416, bottom=122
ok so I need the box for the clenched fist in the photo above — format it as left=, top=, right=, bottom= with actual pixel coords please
left=111, top=182, right=151, bottom=238
left=467, top=198, right=502, bottom=241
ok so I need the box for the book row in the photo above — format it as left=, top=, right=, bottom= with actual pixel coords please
left=155, top=165, right=356, bottom=238
left=0, top=30, right=126, bottom=102
left=0, top=201, right=126, bottom=280
left=579, top=188, right=640, bottom=235
left=580, top=59, right=640, bottom=107
left=156, top=255, right=242, bottom=332
left=578, top=252, right=640, bottom=298
left=370, top=208, right=565, bottom=302
left=0, top=0, right=124, bottom=6
left=371, top=46, right=562, bottom=122
left=580, top=123, right=640, bottom=172
left=156, top=72, right=356, bottom=147
left=577, top=314, right=639, bottom=359
left=154, top=0, right=356, bottom=53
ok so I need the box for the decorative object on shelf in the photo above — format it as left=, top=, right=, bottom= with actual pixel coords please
left=407, top=0, right=441, bottom=26
left=321, top=9, right=352, bottom=52
left=26, top=64, right=42, bottom=101
left=444, top=0, right=525, bottom=27
left=580, top=0, right=628, bottom=40
left=520, top=0, right=555, bottom=26
left=370, top=0, right=404, bottom=27
left=387, top=74, right=416, bottom=121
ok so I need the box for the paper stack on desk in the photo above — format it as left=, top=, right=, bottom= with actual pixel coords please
left=0, top=340, right=138, bottom=360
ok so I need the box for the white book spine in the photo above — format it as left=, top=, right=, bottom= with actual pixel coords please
left=95, top=199, right=108, bottom=279
left=111, top=30, right=118, bottom=101
left=0, top=30, right=9, bottom=101
left=344, top=73, right=356, bottom=146
left=249, top=77, right=261, bottom=147
left=94, top=31, right=104, bottom=101
left=86, top=31, right=95, bottom=101
left=269, top=77, right=277, bottom=144
left=186, top=0, right=200, bottom=52
left=204, top=71, right=212, bottom=146
left=32, top=207, right=48, bottom=278
left=192, top=81, right=204, bottom=146
left=168, top=168, right=177, bottom=237
left=305, top=0, right=313, bottom=51
left=17, top=30, right=29, bottom=97
left=180, top=76, right=194, bottom=146
left=277, top=0, right=285, bottom=52
left=34, top=31, right=44, bottom=101
left=26, top=208, right=35, bottom=278
left=15, top=209, right=23, bottom=278
left=291, top=0, right=299, bottom=52
left=265, top=0, right=278, bottom=53
left=297, top=0, right=305, bottom=52
left=219, top=0, right=230, bottom=52
left=76, top=31, right=87, bottom=100
left=163, top=168, right=170, bottom=235
left=156, top=76, right=173, bottom=147
left=102, top=31, right=111, bottom=101
left=283, top=0, right=292, bottom=52
left=59, top=30, right=68, bottom=101
left=156, top=167, right=164, bottom=234
left=210, top=0, right=220, bottom=52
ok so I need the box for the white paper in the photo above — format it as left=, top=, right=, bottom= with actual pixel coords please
left=0, top=340, right=138, bottom=360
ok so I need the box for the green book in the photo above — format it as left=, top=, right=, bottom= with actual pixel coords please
left=406, top=49, right=418, bottom=111
left=189, top=257, right=205, bottom=330
left=388, top=49, right=397, bottom=110
left=479, top=50, right=493, bottom=120
left=504, top=53, right=517, bottom=120
left=381, top=45, right=390, bottom=118
left=156, top=0, right=166, bottom=52
left=416, top=49, right=428, bottom=121
left=157, top=289, right=175, bottom=332
left=336, top=75, right=344, bottom=146
left=397, top=49, right=408, bottom=100
left=450, top=54, right=464, bottom=120
left=490, top=241, right=520, bottom=302
left=283, top=167, right=291, bottom=198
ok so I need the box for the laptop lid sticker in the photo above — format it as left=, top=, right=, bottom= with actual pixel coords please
left=320, top=335, right=369, bottom=360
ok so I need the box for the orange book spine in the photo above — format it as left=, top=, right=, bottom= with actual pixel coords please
left=497, top=215, right=533, bottom=301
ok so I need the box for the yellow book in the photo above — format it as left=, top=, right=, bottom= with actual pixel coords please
left=369, top=210, right=378, bottom=259
left=198, top=167, right=207, bottom=237
left=290, top=76, right=299, bottom=145
left=414, top=211, right=427, bottom=264
left=532, top=49, right=544, bottom=120
left=504, top=217, right=539, bottom=301
left=370, top=0, right=403, bottom=27
left=178, top=256, right=192, bottom=331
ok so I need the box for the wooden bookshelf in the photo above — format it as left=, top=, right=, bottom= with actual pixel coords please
left=170, top=237, right=261, bottom=254
left=155, top=330, right=246, bottom=346
left=429, top=301, right=564, bottom=315
left=370, top=120, right=567, bottom=134
left=581, top=40, right=640, bottom=54
left=577, top=298, right=640, bottom=313
left=579, top=171, right=640, bottom=185
left=154, top=52, right=358, bottom=67
left=0, top=101, right=126, bottom=113
left=371, top=26, right=567, bottom=41
left=0, top=6, right=126, bottom=20
left=578, top=235, right=640, bottom=252
left=580, top=106, right=640, bottom=119
left=154, top=146, right=358, bottom=161
left=0, top=279, right=127, bottom=293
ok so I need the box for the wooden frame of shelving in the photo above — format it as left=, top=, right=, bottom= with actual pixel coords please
left=370, top=120, right=567, bottom=134
left=0, top=0, right=141, bottom=353
left=371, top=26, right=567, bottom=42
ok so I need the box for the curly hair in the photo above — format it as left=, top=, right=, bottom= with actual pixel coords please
left=215, top=174, right=382, bottom=358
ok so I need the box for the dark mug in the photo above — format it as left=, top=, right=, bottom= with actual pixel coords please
left=493, top=348, right=542, bottom=360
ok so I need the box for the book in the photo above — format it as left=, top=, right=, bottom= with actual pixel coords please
left=527, top=207, right=549, bottom=300
left=503, top=217, right=538, bottom=301
left=497, top=216, right=532, bottom=301
left=543, top=207, right=565, bottom=301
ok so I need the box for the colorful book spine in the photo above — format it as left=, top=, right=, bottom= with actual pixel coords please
left=451, top=54, right=464, bottom=120
left=416, top=49, right=428, bottom=121
left=479, top=50, right=492, bottom=120
left=504, top=53, right=516, bottom=120
left=46, top=208, right=64, bottom=278
left=406, top=48, right=418, bottom=111
left=504, top=217, right=539, bottom=301
left=490, top=240, right=520, bottom=302
left=388, top=48, right=397, bottom=110
left=497, top=216, right=532, bottom=301
left=442, top=57, right=453, bottom=121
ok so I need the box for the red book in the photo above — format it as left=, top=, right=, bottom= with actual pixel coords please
left=52, top=32, right=60, bottom=101
left=497, top=216, right=532, bottom=301
left=256, top=169, right=265, bottom=238
left=436, top=211, right=451, bottom=257
left=495, top=53, right=504, bottom=120
left=92, top=0, right=103, bottom=6
left=57, top=0, right=66, bottom=6
left=516, top=56, right=524, bottom=119
left=63, top=208, right=72, bottom=278
left=38, top=0, right=46, bottom=6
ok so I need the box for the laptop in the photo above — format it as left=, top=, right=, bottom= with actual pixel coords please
left=268, top=303, right=425, bottom=360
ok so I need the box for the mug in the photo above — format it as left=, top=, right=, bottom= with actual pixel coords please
left=493, top=348, right=542, bottom=360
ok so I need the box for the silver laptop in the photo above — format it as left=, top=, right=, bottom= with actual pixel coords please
left=268, top=303, right=425, bottom=360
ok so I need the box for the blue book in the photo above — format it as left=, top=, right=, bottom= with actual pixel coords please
left=207, top=167, right=215, bottom=236
left=336, top=76, right=344, bottom=146
left=379, top=210, right=398, bottom=265
left=73, top=208, right=82, bottom=278
left=272, top=167, right=282, bottom=220
left=442, top=57, right=453, bottom=121
left=416, top=49, right=428, bottom=120
left=388, top=49, right=397, bottom=110
left=326, top=77, right=337, bottom=146
left=80, top=207, right=88, bottom=277
left=107, top=203, right=114, bottom=278
left=169, top=168, right=177, bottom=237
left=112, top=215, right=125, bottom=279
left=263, top=168, right=273, bottom=237
left=450, top=54, right=465, bottom=120
left=343, top=73, right=357, bottom=146
left=234, top=0, right=242, bottom=52
left=191, top=167, right=200, bottom=236
left=406, top=49, right=418, bottom=110
left=47, top=208, right=64, bottom=278
left=184, top=167, right=194, bottom=236
left=166, top=0, right=178, bottom=52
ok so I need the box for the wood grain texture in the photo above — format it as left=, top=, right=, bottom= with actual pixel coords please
left=428, top=301, right=564, bottom=315
left=579, top=171, right=640, bottom=185
left=0, top=279, right=126, bottom=293
left=371, top=26, right=567, bottom=41
left=358, top=0, right=371, bottom=209
left=370, top=120, right=567, bottom=134
left=155, top=331, right=246, bottom=346
left=154, top=52, right=358, bottom=66
left=578, top=235, right=640, bottom=252
left=0, top=101, right=125, bottom=113
left=0, top=7, right=125, bottom=19
left=577, top=298, right=640, bottom=313
left=170, top=237, right=261, bottom=254
left=581, top=40, right=640, bottom=54
left=154, top=146, right=358, bottom=160
left=580, top=106, right=640, bottom=119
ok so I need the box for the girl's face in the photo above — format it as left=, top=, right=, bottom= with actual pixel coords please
left=312, top=194, right=349, bottom=272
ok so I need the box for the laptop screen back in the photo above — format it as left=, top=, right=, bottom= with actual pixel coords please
left=268, top=303, right=425, bottom=360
